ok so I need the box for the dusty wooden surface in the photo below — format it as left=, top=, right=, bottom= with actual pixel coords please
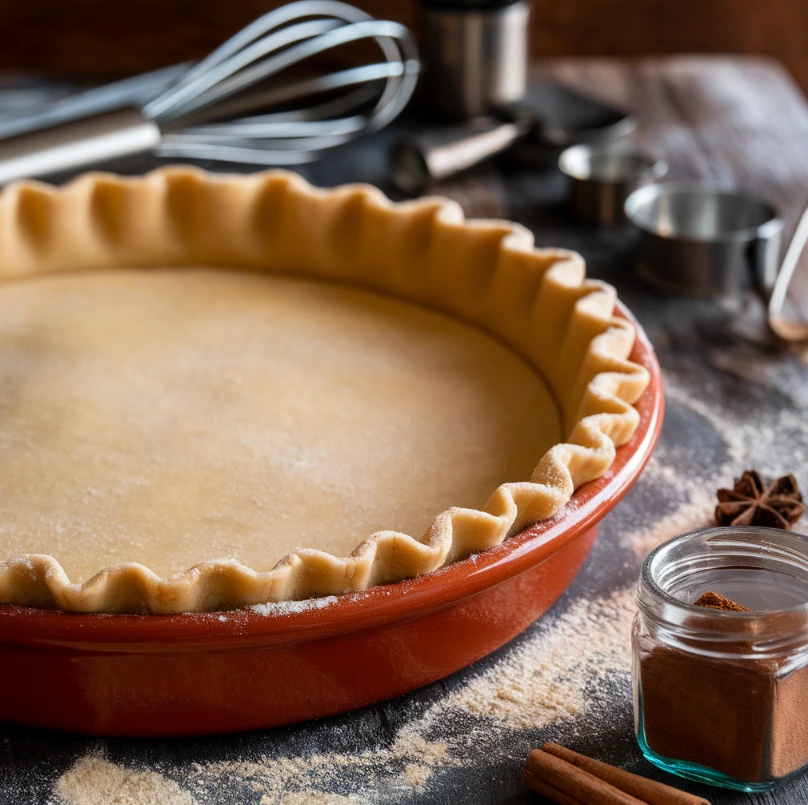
left=1, top=56, right=808, bottom=804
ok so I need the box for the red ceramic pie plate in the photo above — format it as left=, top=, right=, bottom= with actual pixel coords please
left=0, top=304, right=663, bottom=736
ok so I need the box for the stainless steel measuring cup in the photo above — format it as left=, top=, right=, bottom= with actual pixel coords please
left=624, top=181, right=784, bottom=297
left=558, top=143, right=668, bottom=226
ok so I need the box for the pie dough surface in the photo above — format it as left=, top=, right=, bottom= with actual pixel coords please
left=0, top=168, right=651, bottom=612
left=0, top=267, right=561, bottom=583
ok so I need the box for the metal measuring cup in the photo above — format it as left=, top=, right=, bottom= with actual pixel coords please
left=558, top=143, right=668, bottom=226
left=624, top=181, right=785, bottom=297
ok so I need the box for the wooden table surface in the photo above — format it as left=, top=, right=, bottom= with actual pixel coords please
left=2, top=56, right=808, bottom=805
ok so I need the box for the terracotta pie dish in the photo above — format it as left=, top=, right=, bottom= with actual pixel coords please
left=0, top=169, right=662, bottom=735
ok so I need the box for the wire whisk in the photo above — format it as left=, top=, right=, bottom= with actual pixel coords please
left=148, top=0, right=419, bottom=165
left=0, top=0, right=419, bottom=183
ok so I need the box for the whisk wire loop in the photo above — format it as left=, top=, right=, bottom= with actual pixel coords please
left=0, top=0, right=419, bottom=179
left=144, top=0, right=418, bottom=164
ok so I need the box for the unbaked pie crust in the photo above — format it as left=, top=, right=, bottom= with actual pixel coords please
left=0, top=168, right=648, bottom=614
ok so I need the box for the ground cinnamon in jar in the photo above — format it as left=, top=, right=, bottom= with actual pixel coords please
left=636, top=616, right=808, bottom=782
left=633, top=528, right=808, bottom=791
left=692, top=591, right=749, bottom=612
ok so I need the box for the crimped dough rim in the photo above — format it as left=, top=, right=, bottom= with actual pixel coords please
left=0, top=167, right=649, bottom=613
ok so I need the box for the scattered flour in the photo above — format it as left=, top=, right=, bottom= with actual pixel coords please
left=445, top=588, right=635, bottom=730
left=186, top=732, right=449, bottom=804
left=401, top=765, right=431, bottom=790
left=663, top=383, right=746, bottom=467
left=53, top=756, right=197, bottom=805
left=621, top=369, right=808, bottom=558
left=622, top=482, right=715, bottom=559
left=272, top=794, right=361, bottom=805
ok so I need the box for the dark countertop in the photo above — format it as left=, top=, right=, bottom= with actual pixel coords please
left=1, top=56, right=808, bottom=805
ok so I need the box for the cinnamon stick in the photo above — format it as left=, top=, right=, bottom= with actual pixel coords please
left=524, top=749, right=647, bottom=805
left=522, top=769, right=583, bottom=805
left=541, top=744, right=711, bottom=805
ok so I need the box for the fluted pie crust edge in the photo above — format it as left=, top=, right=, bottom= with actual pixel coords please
left=0, top=167, right=649, bottom=614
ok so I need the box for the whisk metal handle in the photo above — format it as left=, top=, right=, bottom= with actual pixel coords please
left=0, top=108, right=160, bottom=186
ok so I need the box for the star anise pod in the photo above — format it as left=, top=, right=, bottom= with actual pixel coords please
left=715, top=470, right=804, bottom=529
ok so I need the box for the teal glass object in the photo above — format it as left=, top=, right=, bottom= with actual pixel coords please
left=632, top=526, right=808, bottom=791
left=636, top=694, right=775, bottom=792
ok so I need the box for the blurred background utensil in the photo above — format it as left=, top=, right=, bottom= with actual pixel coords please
left=390, top=83, right=635, bottom=194
left=390, top=110, right=533, bottom=195
left=0, top=0, right=419, bottom=184
left=419, top=0, right=530, bottom=121
left=558, top=143, right=667, bottom=225
left=767, top=204, right=808, bottom=342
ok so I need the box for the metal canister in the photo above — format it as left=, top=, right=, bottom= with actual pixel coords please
left=419, top=0, right=530, bottom=120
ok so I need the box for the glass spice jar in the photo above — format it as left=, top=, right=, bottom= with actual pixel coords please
left=632, top=526, right=808, bottom=792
